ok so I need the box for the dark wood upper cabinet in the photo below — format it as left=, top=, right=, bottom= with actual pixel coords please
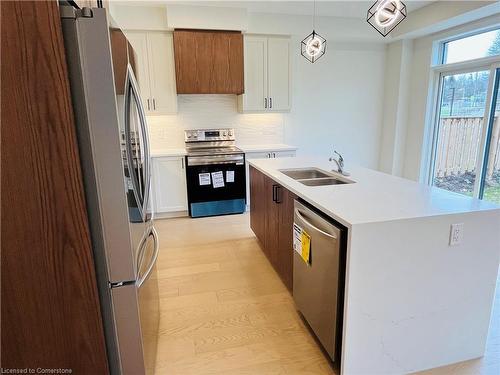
left=110, top=29, right=136, bottom=95
left=173, top=29, right=244, bottom=94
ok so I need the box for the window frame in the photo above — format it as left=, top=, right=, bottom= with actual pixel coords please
left=478, top=66, right=500, bottom=200
left=438, top=26, right=500, bottom=65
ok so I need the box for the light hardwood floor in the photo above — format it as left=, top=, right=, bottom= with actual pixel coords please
left=154, top=213, right=499, bottom=375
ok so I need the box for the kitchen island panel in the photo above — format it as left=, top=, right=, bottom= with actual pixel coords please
left=342, top=211, right=500, bottom=374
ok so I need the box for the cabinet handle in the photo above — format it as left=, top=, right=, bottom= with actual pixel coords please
left=269, top=97, right=272, bottom=109
left=147, top=99, right=150, bottom=111
left=272, top=185, right=281, bottom=204
left=153, top=98, right=156, bottom=110
left=181, top=158, right=184, bottom=169
left=264, top=98, right=268, bottom=109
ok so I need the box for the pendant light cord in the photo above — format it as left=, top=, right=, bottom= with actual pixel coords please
left=312, top=0, right=316, bottom=30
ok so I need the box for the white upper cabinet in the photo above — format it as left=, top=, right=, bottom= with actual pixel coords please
left=238, top=35, right=291, bottom=113
left=267, top=38, right=291, bottom=111
left=125, top=31, right=177, bottom=115
left=124, top=32, right=151, bottom=110
left=146, top=32, right=177, bottom=114
left=241, top=37, right=267, bottom=111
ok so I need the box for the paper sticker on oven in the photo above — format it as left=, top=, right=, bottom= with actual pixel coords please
left=211, top=171, right=225, bottom=188
left=226, top=170, right=235, bottom=183
left=199, top=173, right=211, bottom=186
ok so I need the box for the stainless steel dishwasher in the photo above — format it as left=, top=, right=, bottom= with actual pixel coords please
left=293, top=199, right=345, bottom=362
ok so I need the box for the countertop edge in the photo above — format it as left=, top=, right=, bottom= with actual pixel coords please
left=238, top=144, right=298, bottom=153
left=248, top=160, right=500, bottom=227
left=151, top=149, right=187, bottom=157
left=151, top=144, right=297, bottom=157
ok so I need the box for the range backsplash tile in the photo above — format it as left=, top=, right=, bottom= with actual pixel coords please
left=146, top=95, right=285, bottom=149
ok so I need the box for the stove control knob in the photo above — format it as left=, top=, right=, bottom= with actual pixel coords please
left=228, top=130, right=233, bottom=136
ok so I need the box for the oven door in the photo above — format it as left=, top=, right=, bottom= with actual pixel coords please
left=186, top=154, right=246, bottom=217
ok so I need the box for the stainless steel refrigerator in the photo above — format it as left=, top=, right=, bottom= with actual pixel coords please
left=60, top=4, right=159, bottom=374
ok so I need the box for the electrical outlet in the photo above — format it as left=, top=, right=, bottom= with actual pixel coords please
left=449, top=223, right=464, bottom=246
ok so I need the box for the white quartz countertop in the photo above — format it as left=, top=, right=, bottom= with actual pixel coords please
left=151, top=144, right=297, bottom=157
left=151, top=148, right=187, bottom=157
left=237, top=144, right=297, bottom=153
left=249, top=157, right=500, bottom=226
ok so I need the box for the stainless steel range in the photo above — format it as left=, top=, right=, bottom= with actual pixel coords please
left=185, top=128, right=246, bottom=217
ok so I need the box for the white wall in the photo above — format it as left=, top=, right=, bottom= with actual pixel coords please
left=286, top=41, right=385, bottom=169
left=379, top=40, right=413, bottom=176
left=402, top=35, right=435, bottom=181
left=109, top=3, right=168, bottom=31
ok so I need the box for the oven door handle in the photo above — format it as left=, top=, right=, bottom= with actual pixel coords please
left=187, top=154, right=244, bottom=166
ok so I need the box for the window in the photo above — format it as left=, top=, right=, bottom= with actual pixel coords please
left=443, top=28, right=500, bottom=64
left=429, top=28, right=500, bottom=204
left=432, top=70, right=490, bottom=196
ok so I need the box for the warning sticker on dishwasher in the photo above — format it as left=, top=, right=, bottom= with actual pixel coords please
left=199, top=173, right=211, bottom=186
left=293, top=223, right=311, bottom=265
left=226, top=170, right=235, bottom=183
left=211, top=171, right=225, bottom=188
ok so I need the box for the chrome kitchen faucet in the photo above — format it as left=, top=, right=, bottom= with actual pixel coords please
left=329, top=150, right=350, bottom=176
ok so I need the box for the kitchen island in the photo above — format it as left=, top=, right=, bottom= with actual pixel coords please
left=248, top=157, right=500, bottom=375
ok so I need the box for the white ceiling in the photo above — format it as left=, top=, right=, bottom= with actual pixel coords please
left=116, top=1, right=435, bottom=19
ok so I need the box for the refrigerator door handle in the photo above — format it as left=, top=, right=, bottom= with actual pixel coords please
left=135, top=228, right=150, bottom=278
left=137, top=226, right=159, bottom=288
left=124, top=64, right=151, bottom=222
left=124, top=67, right=144, bottom=219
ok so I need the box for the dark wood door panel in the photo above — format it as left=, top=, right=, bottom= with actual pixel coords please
left=174, top=30, right=199, bottom=93
left=278, top=187, right=296, bottom=291
left=228, top=32, right=244, bottom=94
left=174, top=29, right=243, bottom=94
left=250, top=166, right=267, bottom=248
left=266, top=180, right=280, bottom=267
left=1, top=1, right=108, bottom=372
left=249, top=167, right=296, bottom=291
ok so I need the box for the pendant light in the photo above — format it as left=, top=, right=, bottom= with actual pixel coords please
left=301, top=0, right=326, bottom=63
left=367, top=0, right=407, bottom=37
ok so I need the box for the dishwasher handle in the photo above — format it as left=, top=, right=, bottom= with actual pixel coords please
left=295, top=208, right=337, bottom=240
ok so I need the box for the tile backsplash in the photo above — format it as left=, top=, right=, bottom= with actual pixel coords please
left=146, top=95, right=285, bottom=149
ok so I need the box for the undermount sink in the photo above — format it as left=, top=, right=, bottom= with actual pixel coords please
left=299, top=178, right=348, bottom=186
left=279, top=167, right=354, bottom=186
left=279, top=168, right=331, bottom=180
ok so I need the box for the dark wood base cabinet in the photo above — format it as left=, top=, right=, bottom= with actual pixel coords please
left=250, top=166, right=296, bottom=291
